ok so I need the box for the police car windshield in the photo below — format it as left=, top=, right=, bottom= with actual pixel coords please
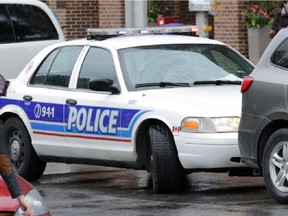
left=118, top=44, right=254, bottom=91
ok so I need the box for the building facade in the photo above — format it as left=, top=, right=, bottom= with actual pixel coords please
left=46, top=0, right=278, bottom=59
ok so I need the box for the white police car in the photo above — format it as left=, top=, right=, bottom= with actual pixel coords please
left=0, top=26, right=254, bottom=193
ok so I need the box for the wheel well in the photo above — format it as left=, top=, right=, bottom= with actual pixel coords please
left=0, top=113, right=31, bottom=142
left=0, top=113, right=20, bottom=125
left=135, top=119, right=173, bottom=170
left=258, top=120, right=288, bottom=167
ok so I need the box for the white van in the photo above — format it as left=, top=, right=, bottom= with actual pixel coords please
left=0, top=0, right=65, bottom=79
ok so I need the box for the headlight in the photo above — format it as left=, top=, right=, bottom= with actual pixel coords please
left=180, top=117, right=240, bottom=133
left=15, top=188, right=50, bottom=216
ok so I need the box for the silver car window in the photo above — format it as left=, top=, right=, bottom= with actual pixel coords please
left=271, top=38, right=288, bottom=69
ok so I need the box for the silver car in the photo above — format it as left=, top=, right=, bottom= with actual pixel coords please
left=239, top=28, right=288, bottom=204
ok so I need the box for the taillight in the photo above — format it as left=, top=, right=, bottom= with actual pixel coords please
left=241, top=76, right=254, bottom=94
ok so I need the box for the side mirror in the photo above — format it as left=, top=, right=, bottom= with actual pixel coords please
left=88, top=78, right=120, bottom=94
left=0, top=74, right=9, bottom=96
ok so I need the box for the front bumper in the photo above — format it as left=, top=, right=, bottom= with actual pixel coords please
left=175, top=132, right=246, bottom=169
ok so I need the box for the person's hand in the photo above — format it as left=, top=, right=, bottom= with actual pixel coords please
left=269, top=30, right=276, bottom=39
left=17, top=195, right=34, bottom=216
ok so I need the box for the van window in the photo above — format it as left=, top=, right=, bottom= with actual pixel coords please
left=4, top=4, right=59, bottom=42
left=0, top=6, right=14, bottom=43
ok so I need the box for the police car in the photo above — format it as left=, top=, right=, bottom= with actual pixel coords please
left=0, top=26, right=254, bottom=193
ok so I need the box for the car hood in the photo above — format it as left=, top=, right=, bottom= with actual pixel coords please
left=137, top=85, right=242, bottom=117
left=0, top=176, right=32, bottom=212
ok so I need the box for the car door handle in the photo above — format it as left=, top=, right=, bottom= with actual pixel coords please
left=23, top=95, right=33, bottom=101
left=66, top=99, right=77, bottom=106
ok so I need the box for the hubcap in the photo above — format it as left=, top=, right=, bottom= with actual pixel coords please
left=10, top=139, right=21, bottom=160
left=269, top=141, right=288, bottom=192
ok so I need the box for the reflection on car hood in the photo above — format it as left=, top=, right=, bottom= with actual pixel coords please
left=139, top=85, right=241, bottom=117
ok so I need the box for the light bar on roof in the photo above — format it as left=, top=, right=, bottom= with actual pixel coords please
left=87, top=25, right=198, bottom=40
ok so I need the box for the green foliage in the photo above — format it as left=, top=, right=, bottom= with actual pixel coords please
left=241, top=1, right=277, bottom=28
left=147, top=0, right=173, bottom=23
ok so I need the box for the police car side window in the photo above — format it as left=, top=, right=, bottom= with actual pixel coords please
left=30, top=48, right=60, bottom=85
left=46, top=46, right=83, bottom=87
left=271, top=39, right=288, bottom=69
left=0, top=5, right=14, bottom=43
left=30, top=46, right=83, bottom=87
left=7, top=4, right=59, bottom=42
left=77, top=47, right=116, bottom=89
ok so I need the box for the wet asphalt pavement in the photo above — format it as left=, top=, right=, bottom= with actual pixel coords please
left=31, top=163, right=288, bottom=216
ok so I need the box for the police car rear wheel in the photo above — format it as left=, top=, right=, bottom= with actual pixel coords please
left=263, top=128, right=288, bottom=204
left=149, top=124, right=184, bottom=193
left=3, top=117, right=46, bottom=180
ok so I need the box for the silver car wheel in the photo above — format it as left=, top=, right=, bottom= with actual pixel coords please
left=269, top=141, right=288, bottom=193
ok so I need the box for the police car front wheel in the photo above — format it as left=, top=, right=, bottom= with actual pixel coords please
left=149, top=124, right=184, bottom=193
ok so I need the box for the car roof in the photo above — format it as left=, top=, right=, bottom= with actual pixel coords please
left=256, top=28, right=288, bottom=67
left=87, top=34, right=225, bottom=50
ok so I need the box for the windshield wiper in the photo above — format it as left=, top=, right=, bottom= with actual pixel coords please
left=135, top=82, right=190, bottom=88
left=193, top=80, right=241, bottom=86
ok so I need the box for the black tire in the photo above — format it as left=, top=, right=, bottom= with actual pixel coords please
left=3, top=117, right=46, bottom=180
left=263, top=128, right=288, bottom=204
left=149, top=124, right=184, bottom=193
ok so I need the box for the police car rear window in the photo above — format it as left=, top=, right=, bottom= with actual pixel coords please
left=30, top=46, right=83, bottom=87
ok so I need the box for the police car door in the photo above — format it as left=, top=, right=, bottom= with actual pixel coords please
left=27, top=46, right=84, bottom=158
left=64, top=46, right=124, bottom=161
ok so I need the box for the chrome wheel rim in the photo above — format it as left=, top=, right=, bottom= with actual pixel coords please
left=10, top=139, right=21, bottom=160
left=8, top=129, right=24, bottom=170
left=269, top=141, right=288, bottom=192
